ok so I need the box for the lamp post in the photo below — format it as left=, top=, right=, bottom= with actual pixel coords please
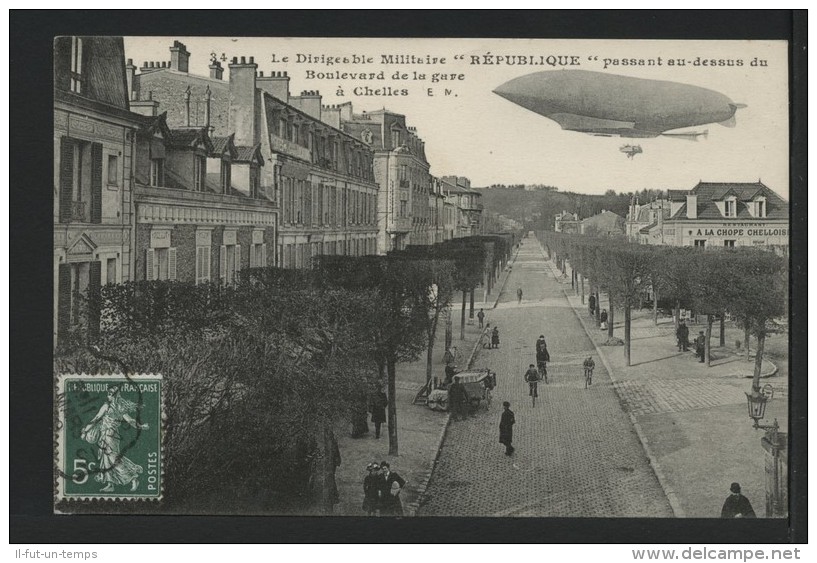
left=745, top=382, right=787, bottom=517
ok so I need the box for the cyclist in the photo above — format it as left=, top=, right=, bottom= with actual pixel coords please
left=583, top=356, right=596, bottom=388
left=524, top=364, right=540, bottom=407
left=535, top=335, right=550, bottom=384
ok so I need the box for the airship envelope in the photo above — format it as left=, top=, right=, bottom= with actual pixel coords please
left=493, top=70, right=744, bottom=138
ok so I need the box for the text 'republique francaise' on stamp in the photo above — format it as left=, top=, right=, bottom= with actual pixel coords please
left=54, top=373, right=164, bottom=508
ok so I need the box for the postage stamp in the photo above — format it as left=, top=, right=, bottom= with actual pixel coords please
left=54, top=373, right=163, bottom=503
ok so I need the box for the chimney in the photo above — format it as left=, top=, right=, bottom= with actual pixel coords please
left=209, top=60, right=224, bottom=80
left=686, top=194, right=698, bottom=219
left=130, top=91, right=159, bottom=117
left=290, top=90, right=322, bottom=120
left=321, top=104, right=341, bottom=128
left=228, top=55, right=258, bottom=147
left=338, top=101, right=353, bottom=122
left=256, top=70, right=290, bottom=102
left=170, top=40, right=190, bottom=73
left=125, top=58, right=137, bottom=102
left=183, top=85, right=191, bottom=127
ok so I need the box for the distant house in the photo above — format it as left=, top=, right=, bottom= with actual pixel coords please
left=580, top=210, right=625, bottom=237
left=554, top=211, right=579, bottom=233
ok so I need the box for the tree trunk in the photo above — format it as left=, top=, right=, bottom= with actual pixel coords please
left=674, top=300, right=681, bottom=331
left=608, top=295, right=615, bottom=339
left=387, top=357, right=399, bottom=456
left=425, top=313, right=439, bottom=388
left=571, top=268, right=575, bottom=289
left=595, top=288, right=601, bottom=326
left=653, top=288, right=659, bottom=326
left=752, top=332, right=766, bottom=390
left=315, top=421, right=337, bottom=515
left=745, top=326, right=751, bottom=361
left=469, top=289, right=475, bottom=319
left=624, top=302, right=632, bottom=366
left=580, top=274, right=585, bottom=304
left=444, top=306, right=453, bottom=350
left=460, top=290, right=467, bottom=340
left=719, top=313, right=726, bottom=347
left=705, top=315, right=713, bottom=367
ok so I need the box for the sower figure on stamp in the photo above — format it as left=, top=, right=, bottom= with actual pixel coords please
left=499, top=401, right=515, bottom=455
left=81, top=385, right=149, bottom=493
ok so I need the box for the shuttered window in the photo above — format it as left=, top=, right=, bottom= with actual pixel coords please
left=145, top=248, right=176, bottom=281
left=196, top=247, right=211, bottom=284
left=90, top=142, right=103, bottom=223
left=59, top=138, right=74, bottom=223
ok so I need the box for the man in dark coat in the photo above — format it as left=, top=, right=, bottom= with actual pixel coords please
left=477, top=308, right=485, bottom=329
left=589, top=293, right=597, bottom=316
left=447, top=375, right=468, bottom=421
left=351, top=392, right=369, bottom=438
left=378, top=462, right=406, bottom=517
left=499, top=401, right=515, bottom=455
left=369, top=390, right=388, bottom=439
left=696, top=330, right=706, bottom=362
left=491, top=326, right=500, bottom=349
left=677, top=321, right=690, bottom=352
left=721, top=482, right=756, bottom=518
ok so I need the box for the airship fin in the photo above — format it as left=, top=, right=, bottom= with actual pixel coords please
left=730, top=103, right=748, bottom=110
left=718, top=115, right=737, bottom=128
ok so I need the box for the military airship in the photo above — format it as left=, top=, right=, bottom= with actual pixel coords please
left=493, top=70, right=745, bottom=139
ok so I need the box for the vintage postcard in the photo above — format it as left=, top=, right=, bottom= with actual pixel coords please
left=52, top=35, right=790, bottom=519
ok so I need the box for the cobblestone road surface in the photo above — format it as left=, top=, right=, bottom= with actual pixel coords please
left=417, top=238, right=673, bottom=517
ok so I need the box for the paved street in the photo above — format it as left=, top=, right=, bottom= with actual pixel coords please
left=417, top=237, right=673, bottom=517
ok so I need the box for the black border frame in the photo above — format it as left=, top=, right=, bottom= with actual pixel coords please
left=10, top=9, right=806, bottom=544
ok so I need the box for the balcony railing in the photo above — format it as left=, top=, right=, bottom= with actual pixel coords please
left=70, top=200, right=87, bottom=222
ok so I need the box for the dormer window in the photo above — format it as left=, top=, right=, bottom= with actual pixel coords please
left=755, top=197, right=767, bottom=218
left=221, top=159, right=231, bottom=194
left=724, top=197, right=737, bottom=217
left=391, top=129, right=400, bottom=148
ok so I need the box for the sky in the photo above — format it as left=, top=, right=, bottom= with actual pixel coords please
left=124, top=37, right=789, bottom=198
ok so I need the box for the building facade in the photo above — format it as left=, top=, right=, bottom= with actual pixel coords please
left=653, top=182, right=789, bottom=252
left=625, top=198, right=671, bottom=242
left=130, top=43, right=379, bottom=269
left=580, top=210, right=626, bottom=237
left=441, top=176, right=483, bottom=237
left=554, top=210, right=579, bottom=233
left=324, top=103, right=432, bottom=253
left=54, top=36, right=143, bottom=344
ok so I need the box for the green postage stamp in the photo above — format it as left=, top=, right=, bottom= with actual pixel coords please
left=55, top=373, right=163, bottom=503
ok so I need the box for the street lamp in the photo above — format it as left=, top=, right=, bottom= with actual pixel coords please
left=745, top=383, right=778, bottom=432
left=745, top=382, right=787, bottom=517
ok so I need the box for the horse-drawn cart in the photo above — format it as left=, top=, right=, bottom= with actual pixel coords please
left=426, top=369, right=497, bottom=412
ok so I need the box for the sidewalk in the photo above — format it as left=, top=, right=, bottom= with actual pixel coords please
left=333, top=255, right=515, bottom=516
left=556, top=259, right=788, bottom=518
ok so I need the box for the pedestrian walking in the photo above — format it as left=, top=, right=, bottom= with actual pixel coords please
left=600, top=309, right=608, bottom=330
left=477, top=308, right=485, bottom=329
left=517, top=288, right=523, bottom=304
left=499, top=401, right=515, bottom=455
left=491, top=326, right=500, bottom=349
left=696, top=330, right=706, bottom=363
left=589, top=293, right=596, bottom=316
left=676, top=321, right=690, bottom=352
left=721, top=483, right=756, bottom=518
left=362, top=463, right=382, bottom=516
left=448, top=375, right=468, bottom=421
left=378, top=462, right=406, bottom=517
left=369, top=389, right=388, bottom=439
